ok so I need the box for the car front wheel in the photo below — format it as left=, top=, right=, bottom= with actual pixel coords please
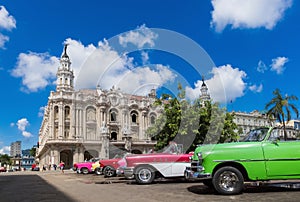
left=103, top=166, right=116, bottom=177
left=134, top=166, right=155, bottom=184
left=212, top=166, right=244, bottom=195
left=95, top=167, right=102, bottom=175
left=81, top=168, right=89, bottom=175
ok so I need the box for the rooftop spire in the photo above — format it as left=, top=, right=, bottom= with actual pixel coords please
left=201, top=75, right=207, bottom=87
left=62, top=43, right=69, bottom=58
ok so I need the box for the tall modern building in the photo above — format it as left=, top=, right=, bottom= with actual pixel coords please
left=10, top=141, right=21, bottom=157
left=36, top=45, right=162, bottom=168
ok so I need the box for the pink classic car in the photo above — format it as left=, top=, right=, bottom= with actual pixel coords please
left=123, top=143, right=193, bottom=184
left=73, top=158, right=101, bottom=174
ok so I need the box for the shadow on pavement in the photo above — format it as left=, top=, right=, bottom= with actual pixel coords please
left=187, top=182, right=300, bottom=195
left=0, top=174, right=75, bottom=202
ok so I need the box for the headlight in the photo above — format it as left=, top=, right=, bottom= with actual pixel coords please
left=197, top=152, right=203, bottom=164
left=197, top=152, right=202, bottom=159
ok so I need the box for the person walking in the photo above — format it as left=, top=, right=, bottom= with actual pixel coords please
left=59, top=161, right=65, bottom=173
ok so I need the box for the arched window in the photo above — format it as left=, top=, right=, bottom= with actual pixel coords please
left=65, top=106, right=70, bottom=120
left=54, top=106, right=59, bottom=120
left=150, top=115, right=156, bottom=125
left=130, top=111, right=138, bottom=124
left=109, top=109, right=118, bottom=122
left=86, top=107, right=96, bottom=121
left=110, top=132, right=117, bottom=141
left=132, top=114, right=137, bottom=123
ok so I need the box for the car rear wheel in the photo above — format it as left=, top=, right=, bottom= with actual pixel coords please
left=134, top=166, right=155, bottom=184
left=212, top=166, right=244, bottom=195
left=81, top=168, right=89, bottom=175
left=95, top=167, right=102, bottom=175
left=103, top=166, right=116, bottom=177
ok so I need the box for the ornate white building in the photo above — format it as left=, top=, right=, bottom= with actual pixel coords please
left=232, top=110, right=275, bottom=136
left=275, top=120, right=300, bottom=140
left=36, top=45, right=161, bottom=168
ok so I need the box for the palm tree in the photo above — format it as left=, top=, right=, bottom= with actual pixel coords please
left=265, top=88, right=299, bottom=140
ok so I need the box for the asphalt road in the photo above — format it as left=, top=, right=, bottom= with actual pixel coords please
left=1, top=170, right=300, bottom=202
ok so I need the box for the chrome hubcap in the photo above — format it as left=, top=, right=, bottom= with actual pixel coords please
left=218, top=171, right=239, bottom=191
left=105, top=168, right=114, bottom=176
left=138, top=168, right=152, bottom=182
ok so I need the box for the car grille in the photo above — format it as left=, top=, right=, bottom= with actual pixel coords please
left=191, top=161, right=201, bottom=172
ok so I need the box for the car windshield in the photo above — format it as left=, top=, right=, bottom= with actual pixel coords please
left=88, top=158, right=100, bottom=162
left=113, top=153, right=128, bottom=159
left=240, top=128, right=269, bottom=142
left=162, top=143, right=183, bottom=154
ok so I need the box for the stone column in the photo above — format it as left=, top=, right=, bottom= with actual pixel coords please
left=100, top=122, right=109, bottom=159
left=49, top=103, right=53, bottom=139
left=58, top=104, right=63, bottom=139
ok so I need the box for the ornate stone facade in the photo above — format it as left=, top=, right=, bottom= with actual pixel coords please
left=36, top=45, right=161, bottom=168
left=232, top=110, right=275, bottom=137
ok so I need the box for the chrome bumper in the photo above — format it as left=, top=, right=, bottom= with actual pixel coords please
left=184, top=166, right=211, bottom=180
left=116, top=166, right=125, bottom=176
left=123, top=167, right=134, bottom=178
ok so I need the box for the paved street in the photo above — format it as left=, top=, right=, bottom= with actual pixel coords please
left=1, top=170, right=300, bottom=202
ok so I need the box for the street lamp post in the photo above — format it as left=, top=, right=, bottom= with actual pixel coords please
left=123, top=125, right=132, bottom=153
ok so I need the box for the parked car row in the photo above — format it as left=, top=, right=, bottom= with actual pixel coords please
left=73, top=126, right=300, bottom=195
left=74, top=143, right=191, bottom=182
left=0, top=167, right=6, bottom=172
left=73, top=158, right=101, bottom=174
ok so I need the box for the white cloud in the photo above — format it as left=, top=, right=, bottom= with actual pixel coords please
left=249, top=83, right=263, bottom=93
left=22, top=131, right=32, bottom=138
left=186, top=64, right=247, bottom=103
left=117, top=64, right=177, bottom=95
left=0, top=33, right=9, bottom=48
left=11, top=52, right=59, bottom=92
left=270, top=56, right=288, bottom=74
left=38, top=106, right=45, bottom=117
left=0, top=146, right=10, bottom=155
left=11, top=26, right=176, bottom=96
left=0, top=6, right=16, bottom=30
left=141, top=51, right=149, bottom=65
left=74, top=37, right=176, bottom=94
left=75, top=39, right=134, bottom=90
left=16, top=118, right=32, bottom=138
left=119, top=24, right=158, bottom=48
left=257, top=60, right=268, bottom=73
left=17, top=118, right=29, bottom=131
left=211, top=0, right=293, bottom=32
left=0, top=6, right=16, bottom=48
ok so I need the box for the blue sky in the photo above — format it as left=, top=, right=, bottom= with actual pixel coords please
left=0, top=0, right=299, bottom=154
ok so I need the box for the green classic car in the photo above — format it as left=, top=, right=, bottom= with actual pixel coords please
left=185, top=126, right=300, bottom=195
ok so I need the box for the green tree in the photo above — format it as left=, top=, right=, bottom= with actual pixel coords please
left=265, top=88, right=299, bottom=140
left=29, top=147, right=36, bottom=157
left=0, top=154, right=11, bottom=166
left=146, top=86, right=239, bottom=152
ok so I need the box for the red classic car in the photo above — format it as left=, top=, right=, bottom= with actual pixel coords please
left=93, top=153, right=128, bottom=177
left=0, top=167, right=6, bottom=172
left=73, top=158, right=101, bottom=174
left=123, top=143, right=193, bottom=184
